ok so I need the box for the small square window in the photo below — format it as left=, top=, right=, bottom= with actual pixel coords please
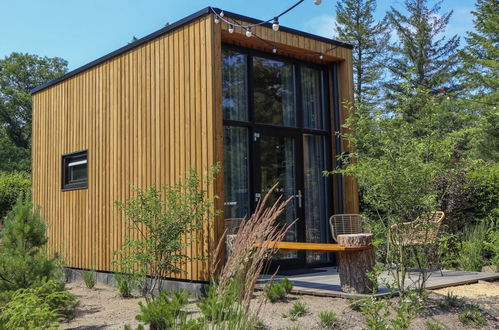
left=62, top=150, right=88, bottom=190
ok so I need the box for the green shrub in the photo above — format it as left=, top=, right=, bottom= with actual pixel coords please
left=458, top=304, right=486, bottom=327
left=265, top=278, right=293, bottom=303
left=0, top=171, right=31, bottom=221
left=285, top=301, right=308, bottom=321
left=83, top=270, right=96, bottom=289
left=115, top=272, right=138, bottom=298
left=0, top=291, right=58, bottom=329
left=0, top=197, right=61, bottom=295
left=135, top=289, right=190, bottom=329
left=457, top=223, right=488, bottom=271
left=197, top=280, right=242, bottom=323
left=318, top=310, right=340, bottom=329
left=424, top=320, right=447, bottom=330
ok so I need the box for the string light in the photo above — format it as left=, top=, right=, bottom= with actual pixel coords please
left=272, top=46, right=277, bottom=53
left=214, top=16, right=220, bottom=24
left=272, top=17, right=280, bottom=31
left=319, top=53, right=324, bottom=60
left=228, top=24, right=234, bottom=33
left=220, top=11, right=224, bottom=18
left=246, top=27, right=252, bottom=37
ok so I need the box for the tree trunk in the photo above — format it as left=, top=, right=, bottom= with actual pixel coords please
left=338, top=233, right=376, bottom=294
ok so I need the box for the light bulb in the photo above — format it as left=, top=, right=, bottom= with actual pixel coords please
left=319, top=53, right=324, bottom=60
left=272, top=18, right=280, bottom=31
left=220, top=11, right=224, bottom=17
left=246, top=28, right=252, bottom=37
left=314, top=0, right=322, bottom=4
left=272, top=46, right=277, bottom=53
left=228, top=24, right=234, bottom=33
left=214, top=17, right=220, bottom=24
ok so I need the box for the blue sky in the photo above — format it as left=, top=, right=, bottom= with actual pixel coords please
left=1, top=0, right=476, bottom=70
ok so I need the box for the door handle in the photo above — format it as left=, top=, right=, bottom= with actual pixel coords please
left=294, top=189, right=302, bottom=208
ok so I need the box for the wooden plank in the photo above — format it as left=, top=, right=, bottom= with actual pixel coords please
left=252, top=241, right=372, bottom=252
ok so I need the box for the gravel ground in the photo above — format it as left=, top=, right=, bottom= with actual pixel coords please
left=62, top=280, right=499, bottom=329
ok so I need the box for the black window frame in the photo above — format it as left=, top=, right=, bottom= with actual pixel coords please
left=61, top=150, right=88, bottom=191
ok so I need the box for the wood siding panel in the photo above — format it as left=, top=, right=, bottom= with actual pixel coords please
left=32, top=15, right=221, bottom=281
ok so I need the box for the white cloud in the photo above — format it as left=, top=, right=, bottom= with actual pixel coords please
left=302, top=15, right=337, bottom=39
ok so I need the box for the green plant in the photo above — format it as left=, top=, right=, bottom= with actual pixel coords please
left=265, top=278, right=294, bottom=303
left=22, top=279, right=80, bottom=320
left=0, top=197, right=61, bottom=296
left=0, top=171, right=31, bottom=220
left=424, top=320, right=447, bottom=330
left=437, top=292, right=464, bottom=309
left=115, top=272, right=139, bottom=298
left=348, top=297, right=364, bottom=311
left=0, top=291, right=58, bottom=329
left=458, top=304, right=486, bottom=328
left=197, top=280, right=243, bottom=323
left=83, top=270, right=96, bottom=289
left=458, top=223, right=489, bottom=271
left=286, top=301, right=309, bottom=321
left=113, top=167, right=219, bottom=297
left=318, top=310, right=340, bottom=329
left=135, top=289, right=190, bottom=329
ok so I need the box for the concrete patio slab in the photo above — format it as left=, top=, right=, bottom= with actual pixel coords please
left=258, top=267, right=499, bottom=298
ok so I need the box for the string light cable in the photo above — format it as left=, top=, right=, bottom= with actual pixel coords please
left=212, top=2, right=341, bottom=61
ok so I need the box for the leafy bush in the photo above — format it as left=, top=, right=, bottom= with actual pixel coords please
left=318, top=310, right=340, bottom=329
left=115, top=272, right=139, bottom=298
left=0, top=171, right=31, bottom=221
left=83, top=270, right=96, bottom=289
left=135, top=289, right=190, bottom=329
left=114, top=167, right=219, bottom=296
left=0, top=197, right=61, bottom=295
left=265, top=278, right=293, bottom=303
left=284, top=301, right=308, bottom=321
left=458, top=304, right=487, bottom=327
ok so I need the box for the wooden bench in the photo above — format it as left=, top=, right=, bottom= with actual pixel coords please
left=252, top=234, right=376, bottom=294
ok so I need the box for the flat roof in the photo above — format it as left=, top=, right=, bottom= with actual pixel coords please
left=31, top=6, right=352, bottom=94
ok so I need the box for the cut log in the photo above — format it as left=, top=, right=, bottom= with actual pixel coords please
left=337, top=233, right=376, bottom=294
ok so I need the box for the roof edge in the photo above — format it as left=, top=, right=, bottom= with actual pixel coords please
left=32, top=6, right=352, bottom=94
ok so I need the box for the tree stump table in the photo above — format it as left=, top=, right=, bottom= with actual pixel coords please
left=337, top=233, right=376, bottom=294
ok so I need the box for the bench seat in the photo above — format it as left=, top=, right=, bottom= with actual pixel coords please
left=252, top=241, right=372, bottom=253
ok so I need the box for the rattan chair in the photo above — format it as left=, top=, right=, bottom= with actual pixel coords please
left=329, top=214, right=365, bottom=242
left=389, top=211, right=445, bottom=246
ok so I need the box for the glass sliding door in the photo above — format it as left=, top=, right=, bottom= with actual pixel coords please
left=222, top=46, right=334, bottom=268
left=254, top=131, right=300, bottom=260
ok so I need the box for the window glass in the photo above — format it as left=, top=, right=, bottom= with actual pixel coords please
left=223, top=126, right=250, bottom=220
left=222, top=49, right=248, bottom=121
left=302, top=66, right=326, bottom=130
left=253, top=57, right=296, bottom=127
left=62, top=151, right=88, bottom=190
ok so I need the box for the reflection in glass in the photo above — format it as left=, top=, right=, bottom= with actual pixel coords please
left=223, top=126, right=250, bottom=220
left=253, top=57, right=296, bottom=126
left=303, top=134, right=330, bottom=263
left=259, top=134, right=297, bottom=259
left=302, top=66, right=326, bottom=130
left=222, top=49, right=248, bottom=121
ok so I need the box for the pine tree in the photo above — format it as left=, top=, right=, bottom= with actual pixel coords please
left=334, top=0, right=390, bottom=106
left=461, top=0, right=499, bottom=161
left=386, top=0, right=461, bottom=118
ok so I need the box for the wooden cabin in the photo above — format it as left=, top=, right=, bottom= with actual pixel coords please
left=31, top=7, right=359, bottom=282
